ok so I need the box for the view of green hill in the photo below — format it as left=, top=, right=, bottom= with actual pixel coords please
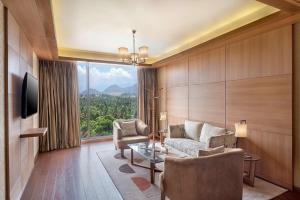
left=79, top=93, right=137, bottom=137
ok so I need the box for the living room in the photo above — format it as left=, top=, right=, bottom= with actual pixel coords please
left=0, top=0, right=300, bottom=200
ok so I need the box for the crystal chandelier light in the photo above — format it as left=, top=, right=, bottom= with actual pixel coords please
left=118, top=30, right=148, bottom=65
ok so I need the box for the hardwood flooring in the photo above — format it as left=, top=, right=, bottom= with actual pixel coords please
left=21, top=140, right=300, bottom=200
left=21, top=141, right=122, bottom=200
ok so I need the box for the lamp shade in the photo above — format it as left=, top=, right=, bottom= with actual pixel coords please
left=139, top=46, right=148, bottom=58
left=160, top=112, right=167, bottom=121
left=235, top=120, right=247, bottom=138
left=118, top=47, right=129, bottom=59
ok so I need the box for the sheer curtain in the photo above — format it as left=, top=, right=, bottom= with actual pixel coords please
left=137, top=68, right=159, bottom=135
left=39, top=60, right=81, bottom=152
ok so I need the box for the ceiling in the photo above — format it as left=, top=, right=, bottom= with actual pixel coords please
left=51, top=0, right=278, bottom=63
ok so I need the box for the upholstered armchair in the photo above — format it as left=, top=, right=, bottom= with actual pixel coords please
left=159, top=148, right=244, bottom=200
left=113, top=119, right=150, bottom=157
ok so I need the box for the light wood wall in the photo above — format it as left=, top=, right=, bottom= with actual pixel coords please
left=0, top=2, right=5, bottom=199
left=156, top=25, right=293, bottom=189
left=6, top=10, right=39, bottom=200
left=293, top=22, right=300, bottom=189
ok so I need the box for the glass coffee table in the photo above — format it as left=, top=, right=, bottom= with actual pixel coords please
left=128, top=142, right=164, bottom=184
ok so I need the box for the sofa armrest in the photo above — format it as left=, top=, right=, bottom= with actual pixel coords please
left=136, top=119, right=149, bottom=136
left=224, top=132, right=237, bottom=148
left=207, top=132, right=237, bottom=148
left=207, top=134, right=226, bottom=148
left=113, top=121, right=122, bottom=140
left=168, top=124, right=185, bottom=138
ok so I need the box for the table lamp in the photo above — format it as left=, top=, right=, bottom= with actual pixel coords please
left=159, top=112, right=168, bottom=145
left=235, top=120, right=247, bottom=147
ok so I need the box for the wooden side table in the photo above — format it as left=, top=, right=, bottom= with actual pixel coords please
left=243, top=153, right=260, bottom=187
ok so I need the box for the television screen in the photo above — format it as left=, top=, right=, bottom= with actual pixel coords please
left=21, top=72, right=38, bottom=119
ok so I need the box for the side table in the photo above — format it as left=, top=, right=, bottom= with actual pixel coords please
left=243, top=153, right=260, bottom=187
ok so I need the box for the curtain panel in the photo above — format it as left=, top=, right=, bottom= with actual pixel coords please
left=137, top=68, right=159, bottom=135
left=39, top=60, right=81, bottom=152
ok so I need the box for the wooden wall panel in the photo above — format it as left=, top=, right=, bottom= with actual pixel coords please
left=226, top=26, right=292, bottom=81
left=226, top=75, right=292, bottom=135
left=189, top=47, right=225, bottom=84
left=7, top=11, right=38, bottom=200
left=166, top=57, right=188, bottom=87
left=167, top=86, right=188, bottom=125
left=157, top=25, right=293, bottom=189
left=293, top=21, right=300, bottom=189
left=241, top=130, right=292, bottom=188
left=0, top=3, right=5, bottom=199
left=189, top=82, right=225, bottom=127
left=226, top=75, right=292, bottom=189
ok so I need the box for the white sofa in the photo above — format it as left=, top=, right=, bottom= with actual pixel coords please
left=165, top=120, right=237, bottom=157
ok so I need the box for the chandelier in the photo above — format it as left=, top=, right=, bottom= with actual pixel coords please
left=118, top=30, right=149, bottom=65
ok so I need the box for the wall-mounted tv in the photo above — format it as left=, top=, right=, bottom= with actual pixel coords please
left=21, top=72, right=38, bottom=119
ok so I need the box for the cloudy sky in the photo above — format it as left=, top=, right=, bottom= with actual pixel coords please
left=77, top=62, right=137, bottom=92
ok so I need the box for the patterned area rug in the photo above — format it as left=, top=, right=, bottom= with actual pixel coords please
left=97, top=149, right=287, bottom=200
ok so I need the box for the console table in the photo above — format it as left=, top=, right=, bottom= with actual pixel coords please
left=20, top=128, right=48, bottom=138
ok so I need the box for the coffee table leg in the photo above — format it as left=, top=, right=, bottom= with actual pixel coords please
left=150, top=162, right=155, bottom=184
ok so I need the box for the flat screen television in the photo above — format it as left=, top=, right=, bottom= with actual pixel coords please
left=21, top=72, right=38, bottom=119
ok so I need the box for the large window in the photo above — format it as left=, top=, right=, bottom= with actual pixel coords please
left=78, top=62, right=137, bottom=138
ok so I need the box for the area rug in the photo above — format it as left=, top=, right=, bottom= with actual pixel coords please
left=97, top=149, right=287, bottom=200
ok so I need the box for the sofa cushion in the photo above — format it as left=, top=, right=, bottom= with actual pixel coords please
left=119, top=120, right=138, bottom=136
left=198, top=146, right=225, bottom=157
left=168, top=124, right=185, bottom=138
left=165, top=138, right=207, bottom=157
left=184, top=120, right=203, bottom=141
left=199, top=123, right=226, bottom=144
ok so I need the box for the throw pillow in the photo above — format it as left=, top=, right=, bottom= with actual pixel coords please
left=120, top=120, right=138, bottom=136
left=198, top=146, right=225, bottom=157
left=184, top=120, right=203, bottom=141
left=199, top=123, right=226, bottom=144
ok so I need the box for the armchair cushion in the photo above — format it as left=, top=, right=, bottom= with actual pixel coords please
left=117, top=135, right=149, bottom=149
left=199, top=123, right=226, bottom=144
left=184, top=120, right=203, bottom=141
left=119, top=120, right=138, bottom=136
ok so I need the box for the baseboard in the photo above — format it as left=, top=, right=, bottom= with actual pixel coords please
left=294, top=186, right=300, bottom=193
left=81, top=136, right=113, bottom=144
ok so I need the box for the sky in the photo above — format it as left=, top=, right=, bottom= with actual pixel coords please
left=77, top=62, right=137, bottom=93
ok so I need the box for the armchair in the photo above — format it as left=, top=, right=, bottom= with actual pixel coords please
left=113, top=119, right=150, bottom=157
left=160, top=148, right=244, bottom=200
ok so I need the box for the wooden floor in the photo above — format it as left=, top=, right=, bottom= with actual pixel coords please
left=21, top=141, right=122, bottom=200
left=21, top=141, right=300, bottom=200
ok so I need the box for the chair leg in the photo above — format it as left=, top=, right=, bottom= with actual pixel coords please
left=121, top=149, right=125, bottom=158
left=161, top=192, right=165, bottom=200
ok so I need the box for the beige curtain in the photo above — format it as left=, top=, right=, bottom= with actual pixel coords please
left=137, top=68, right=159, bottom=134
left=39, top=60, right=81, bottom=152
